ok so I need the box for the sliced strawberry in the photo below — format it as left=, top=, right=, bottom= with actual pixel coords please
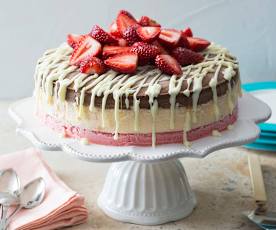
left=130, top=42, right=161, bottom=62
left=155, top=54, right=182, bottom=75
left=187, top=37, right=210, bottom=52
left=109, top=21, right=121, bottom=38
left=171, top=47, right=204, bottom=66
left=80, top=57, right=106, bottom=74
left=182, top=27, right=193, bottom=37
left=122, top=25, right=141, bottom=45
left=90, top=25, right=116, bottom=44
left=102, top=46, right=131, bottom=58
left=158, top=29, right=181, bottom=47
left=138, top=16, right=161, bottom=27
left=152, top=41, right=169, bottom=54
left=67, top=34, right=87, bottom=49
left=136, top=26, right=160, bottom=42
left=116, top=10, right=138, bottom=36
left=70, top=36, right=102, bottom=66
left=117, top=38, right=128, bottom=47
left=178, top=33, right=190, bottom=48
left=104, top=52, right=138, bottom=73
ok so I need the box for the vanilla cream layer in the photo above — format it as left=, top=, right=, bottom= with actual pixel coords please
left=36, top=82, right=239, bottom=134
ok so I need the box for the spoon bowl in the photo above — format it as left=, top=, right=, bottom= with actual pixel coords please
left=0, top=169, right=20, bottom=196
left=20, top=177, right=46, bottom=209
left=4, top=177, right=46, bottom=229
left=0, top=168, right=21, bottom=229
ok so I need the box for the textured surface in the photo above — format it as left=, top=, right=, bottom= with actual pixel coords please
left=1, top=99, right=276, bottom=229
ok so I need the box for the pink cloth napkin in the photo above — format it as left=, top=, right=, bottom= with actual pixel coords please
left=0, top=148, right=88, bottom=230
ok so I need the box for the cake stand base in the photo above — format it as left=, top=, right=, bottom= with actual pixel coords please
left=98, top=159, right=196, bottom=225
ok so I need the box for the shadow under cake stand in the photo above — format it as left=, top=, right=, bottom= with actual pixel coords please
left=9, top=93, right=271, bottom=225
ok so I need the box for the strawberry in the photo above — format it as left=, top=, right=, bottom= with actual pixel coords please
left=182, top=27, right=193, bottom=37
left=152, top=41, right=169, bottom=54
left=178, top=33, right=190, bottom=48
left=102, top=46, right=131, bottom=58
left=70, top=36, right=102, bottom=66
left=130, top=42, right=161, bottom=62
left=90, top=25, right=116, bottom=44
left=155, top=54, right=182, bottom=75
left=171, top=47, right=204, bottom=66
left=67, top=34, right=87, bottom=49
left=138, top=16, right=161, bottom=27
left=158, top=29, right=181, bottom=47
left=122, top=25, right=141, bottom=45
left=116, top=10, right=138, bottom=36
left=117, top=38, right=128, bottom=47
left=187, top=37, right=210, bottom=52
left=79, top=57, right=106, bottom=74
left=104, top=52, right=138, bottom=73
left=136, top=26, right=161, bottom=42
left=109, top=21, right=121, bottom=38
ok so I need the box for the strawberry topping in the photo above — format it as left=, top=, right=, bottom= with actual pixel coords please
left=158, top=29, right=181, bottom=47
left=152, top=41, right=169, bottom=54
left=178, top=33, right=190, bottom=48
left=90, top=25, right=116, bottom=44
left=122, top=25, right=141, bottom=45
left=187, top=37, right=210, bottom=52
left=67, top=34, right=87, bottom=49
left=104, top=52, right=138, bottom=73
left=109, top=21, right=121, bottom=38
left=136, top=26, right=161, bottom=42
left=182, top=27, right=193, bottom=37
left=130, top=42, right=161, bottom=62
left=171, top=47, right=204, bottom=66
left=116, top=10, right=138, bottom=36
left=138, top=16, right=161, bottom=27
left=102, top=46, right=131, bottom=58
left=155, top=54, right=182, bottom=75
left=70, top=36, right=102, bottom=66
left=80, top=57, right=106, bottom=74
left=66, top=10, right=210, bottom=75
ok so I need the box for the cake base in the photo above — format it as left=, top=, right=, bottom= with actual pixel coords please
left=97, top=159, right=196, bottom=225
left=37, top=108, right=237, bottom=146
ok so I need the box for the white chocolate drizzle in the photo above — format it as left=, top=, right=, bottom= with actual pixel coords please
left=34, top=43, right=240, bottom=147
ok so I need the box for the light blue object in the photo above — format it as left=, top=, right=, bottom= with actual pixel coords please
left=245, top=143, right=276, bottom=152
left=255, top=136, right=276, bottom=145
left=242, top=81, right=276, bottom=151
left=242, top=81, right=276, bottom=132
left=261, top=131, right=276, bottom=138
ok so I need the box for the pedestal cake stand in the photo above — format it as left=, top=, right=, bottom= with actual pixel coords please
left=9, top=94, right=271, bottom=225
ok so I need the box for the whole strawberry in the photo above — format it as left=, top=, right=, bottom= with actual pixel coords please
left=171, top=47, right=204, bottom=66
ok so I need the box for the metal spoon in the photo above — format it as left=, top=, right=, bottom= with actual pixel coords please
left=4, top=177, right=46, bottom=229
left=0, top=169, right=20, bottom=228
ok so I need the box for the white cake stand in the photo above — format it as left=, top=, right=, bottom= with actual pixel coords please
left=9, top=94, right=271, bottom=225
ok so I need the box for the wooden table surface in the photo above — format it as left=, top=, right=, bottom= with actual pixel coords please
left=1, top=100, right=276, bottom=230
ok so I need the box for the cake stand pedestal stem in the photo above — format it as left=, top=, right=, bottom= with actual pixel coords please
left=97, top=159, right=196, bottom=225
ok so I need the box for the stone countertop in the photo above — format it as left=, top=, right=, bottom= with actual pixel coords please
left=1, top=100, right=276, bottom=230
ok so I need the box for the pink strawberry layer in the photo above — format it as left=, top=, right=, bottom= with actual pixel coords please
left=37, top=107, right=237, bottom=146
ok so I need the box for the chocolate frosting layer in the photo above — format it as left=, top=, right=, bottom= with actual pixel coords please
left=36, top=43, right=240, bottom=110
left=63, top=70, right=239, bottom=109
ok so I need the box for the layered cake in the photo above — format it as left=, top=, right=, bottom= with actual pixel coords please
left=34, top=10, right=241, bottom=147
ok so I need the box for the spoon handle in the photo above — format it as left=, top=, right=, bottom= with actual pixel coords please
left=3, top=205, right=21, bottom=229
left=0, top=206, right=8, bottom=230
